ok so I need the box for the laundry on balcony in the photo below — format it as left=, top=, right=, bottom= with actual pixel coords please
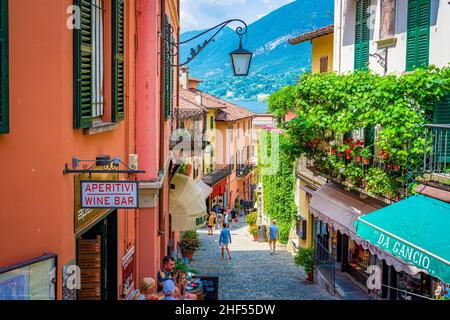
left=170, top=174, right=208, bottom=231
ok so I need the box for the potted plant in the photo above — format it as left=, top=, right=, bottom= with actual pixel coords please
left=178, top=231, right=200, bottom=262
left=365, top=168, right=397, bottom=198
left=294, top=247, right=315, bottom=282
left=343, top=163, right=364, bottom=186
left=360, top=145, right=372, bottom=165
left=246, top=212, right=258, bottom=226
left=249, top=225, right=259, bottom=241
left=351, top=146, right=362, bottom=163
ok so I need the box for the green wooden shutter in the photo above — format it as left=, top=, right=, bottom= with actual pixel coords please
left=0, top=0, right=9, bottom=134
left=406, top=0, right=430, bottom=71
left=112, top=0, right=125, bottom=122
left=74, top=0, right=93, bottom=129
left=433, top=93, right=450, bottom=162
left=164, top=15, right=171, bottom=119
left=354, top=0, right=370, bottom=71
left=364, top=126, right=375, bottom=155
left=433, top=94, right=450, bottom=124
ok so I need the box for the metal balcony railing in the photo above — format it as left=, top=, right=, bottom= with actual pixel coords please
left=236, top=164, right=253, bottom=178
left=202, top=164, right=234, bottom=186
left=424, top=124, right=450, bottom=175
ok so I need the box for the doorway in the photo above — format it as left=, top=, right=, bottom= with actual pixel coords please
left=77, top=210, right=118, bottom=300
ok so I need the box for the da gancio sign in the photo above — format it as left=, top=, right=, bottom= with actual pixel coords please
left=81, top=181, right=139, bottom=209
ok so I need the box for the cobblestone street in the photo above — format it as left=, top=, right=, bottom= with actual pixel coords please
left=190, top=217, right=337, bottom=300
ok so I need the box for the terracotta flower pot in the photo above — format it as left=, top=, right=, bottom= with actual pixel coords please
left=182, top=250, right=194, bottom=262
left=356, top=155, right=362, bottom=163
left=307, top=272, right=314, bottom=282
left=331, top=149, right=337, bottom=155
left=252, top=234, right=259, bottom=241
left=392, top=164, right=401, bottom=171
left=346, top=154, right=352, bottom=160
left=363, top=158, right=370, bottom=165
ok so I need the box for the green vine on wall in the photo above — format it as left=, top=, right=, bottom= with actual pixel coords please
left=259, top=130, right=297, bottom=244
left=268, top=66, right=450, bottom=167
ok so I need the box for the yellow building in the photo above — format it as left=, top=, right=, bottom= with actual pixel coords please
left=287, top=25, right=334, bottom=251
left=289, top=24, right=334, bottom=73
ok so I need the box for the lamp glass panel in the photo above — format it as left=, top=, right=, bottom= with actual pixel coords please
left=231, top=53, right=252, bottom=76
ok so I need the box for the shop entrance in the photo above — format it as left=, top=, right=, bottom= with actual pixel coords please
left=77, top=210, right=118, bottom=300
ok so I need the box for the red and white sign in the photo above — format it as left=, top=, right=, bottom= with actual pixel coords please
left=81, top=181, right=139, bottom=209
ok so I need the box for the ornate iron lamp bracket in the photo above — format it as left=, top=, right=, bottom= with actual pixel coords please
left=166, top=19, right=248, bottom=67
left=63, top=156, right=145, bottom=175
left=369, top=48, right=388, bottom=74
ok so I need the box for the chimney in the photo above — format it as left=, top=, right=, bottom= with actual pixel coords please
left=180, top=67, right=189, bottom=90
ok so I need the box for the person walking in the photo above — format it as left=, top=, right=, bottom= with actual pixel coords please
left=268, top=219, right=280, bottom=255
left=217, top=211, right=223, bottom=230
left=207, top=211, right=216, bottom=235
left=219, top=223, right=232, bottom=260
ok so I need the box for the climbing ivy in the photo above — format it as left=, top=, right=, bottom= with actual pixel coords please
left=269, top=66, right=450, bottom=167
left=259, top=130, right=297, bottom=244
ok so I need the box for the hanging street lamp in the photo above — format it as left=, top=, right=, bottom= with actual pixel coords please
left=230, top=38, right=253, bottom=76
left=166, top=19, right=253, bottom=76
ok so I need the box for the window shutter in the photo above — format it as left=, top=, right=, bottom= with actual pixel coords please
left=112, top=0, right=125, bottom=122
left=0, top=0, right=9, bottom=134
left=406, top=0, right=430, bottom=71
left=164, top=15, right=171, bottom=119
left=354, top=0, right=370, bottom=71
left=74, top=0, right=93, bottom=129
left=433, top=94, right=450, bottom=124
left=320, top=56, right=328, bottom=73
left=364, top=126, right=375, bottom=156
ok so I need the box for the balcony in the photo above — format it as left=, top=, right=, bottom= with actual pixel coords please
left=236, top=164, right=253, bottom=178
left=423, top=124, right=450, bottom=185
left=202, top=164, right=234, bottom=186
left=300, top=144, right=411, bottom=205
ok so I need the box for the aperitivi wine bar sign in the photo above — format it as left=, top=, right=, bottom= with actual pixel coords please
left=81, top=181, right=139, bottom=209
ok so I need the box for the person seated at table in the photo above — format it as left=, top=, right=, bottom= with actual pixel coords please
left=157, top=256, right=175, bottom=292
left=128, top=278, right=158, bottom=300
left=162, top=280, right=178, bottom=300
left=174, top=270, right=197, bottom=300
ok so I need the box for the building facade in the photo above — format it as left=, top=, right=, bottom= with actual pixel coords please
left=0, top=0, right=180, bottom=300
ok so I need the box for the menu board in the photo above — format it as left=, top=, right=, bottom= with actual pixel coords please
left=0, top=255, right=56, bottom=300
left=77, top=236, right=102, bottom=300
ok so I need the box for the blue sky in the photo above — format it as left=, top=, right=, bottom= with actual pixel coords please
left=180, top=0, right=295, bottom=32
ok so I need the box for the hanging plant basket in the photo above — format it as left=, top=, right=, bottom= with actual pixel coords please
left=363, top=158, right=370, bottom=165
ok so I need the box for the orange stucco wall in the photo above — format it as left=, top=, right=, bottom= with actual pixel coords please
left=0, top=0, right=138, bottom=299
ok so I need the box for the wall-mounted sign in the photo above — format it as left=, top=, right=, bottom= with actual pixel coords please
left=122, top=246, right=136, bottom=300
left=0, top=254, right=57, bottom=300
left=81, top=181, right=139, bottom=209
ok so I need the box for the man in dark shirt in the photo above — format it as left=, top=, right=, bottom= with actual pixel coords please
left=157, top=256, right=175, bottom=292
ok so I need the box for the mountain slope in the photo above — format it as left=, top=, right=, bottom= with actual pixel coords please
left=180, top=0, right=334, bottom=104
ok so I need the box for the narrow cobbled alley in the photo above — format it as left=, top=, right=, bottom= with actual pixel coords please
left=190, top=217, right=337, bottom=300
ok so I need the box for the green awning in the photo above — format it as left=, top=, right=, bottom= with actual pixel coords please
left=355, top=195, right=450, bottom=284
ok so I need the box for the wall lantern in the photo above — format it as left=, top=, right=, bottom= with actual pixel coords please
left=166, top=19, right=252, bottom=77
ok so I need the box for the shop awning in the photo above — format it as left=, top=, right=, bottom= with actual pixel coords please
left=355, top=195, right=450, bottom=283
left=197, top=180, right=213, bottom=200
left=170, top=174, right=207, bottom=231
left=310, top=183, right=423, bottom=276
left=309, top=184, right=382, bottom=239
